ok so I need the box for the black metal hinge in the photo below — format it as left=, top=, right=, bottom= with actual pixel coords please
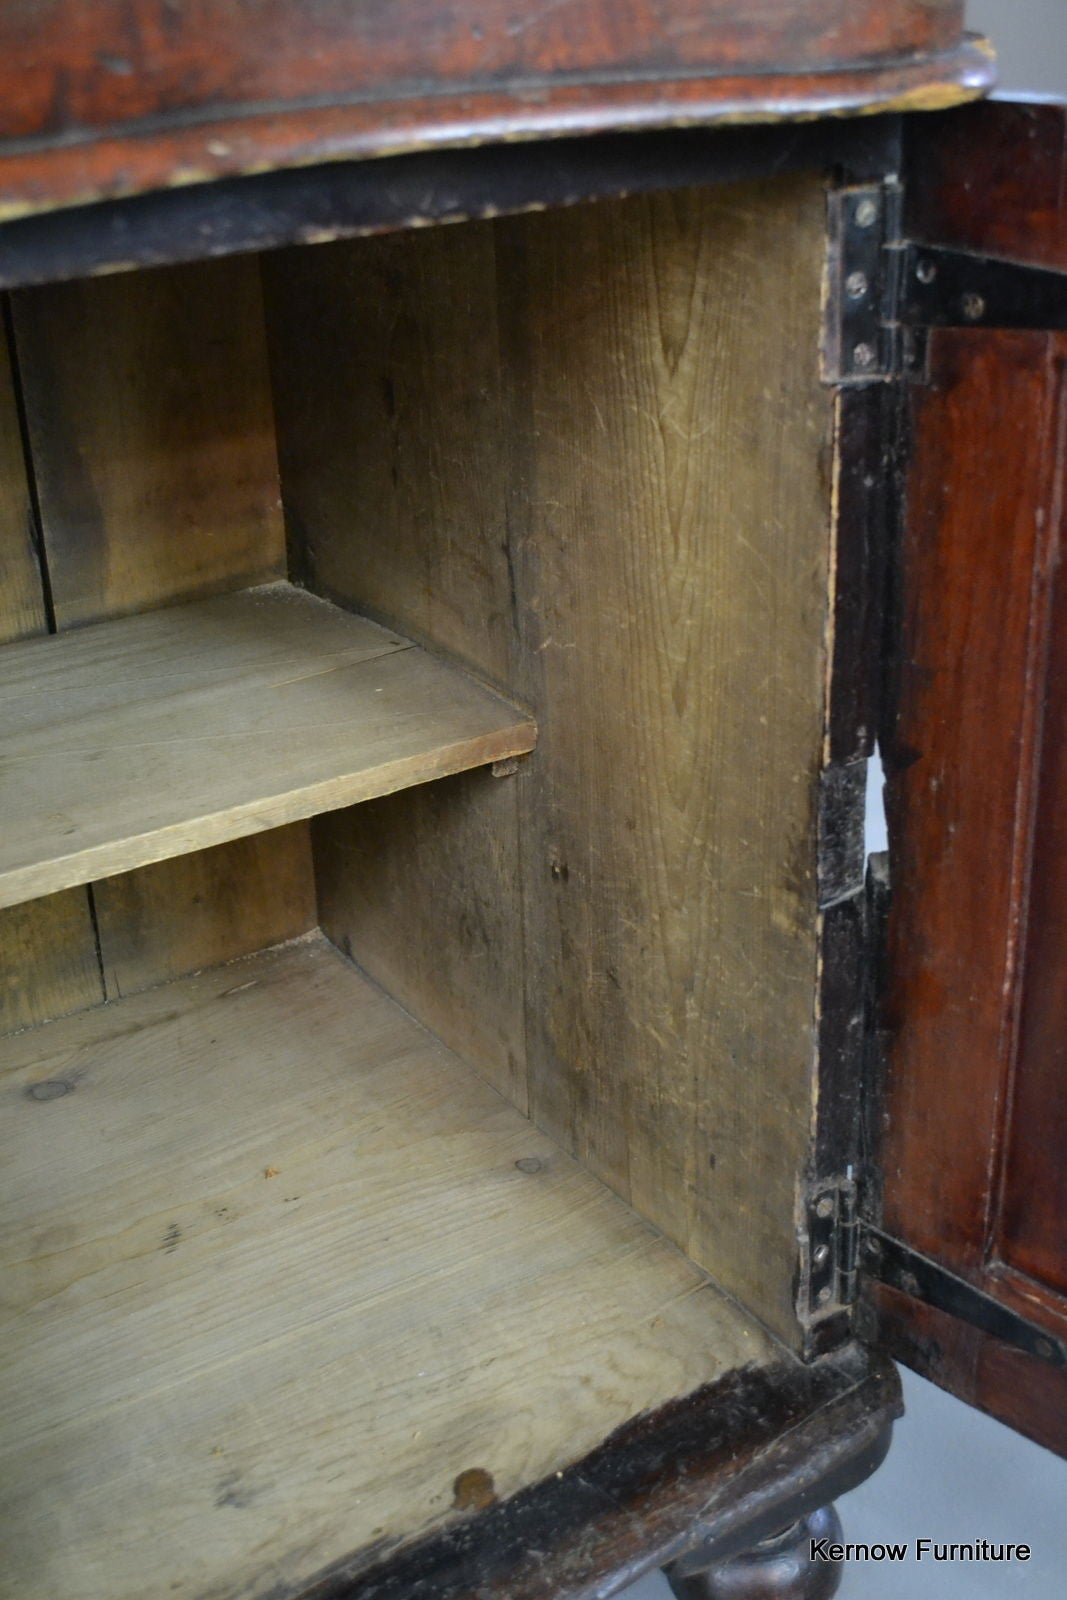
left=799, top=1179, right=1067, bottom=1370
left=899, top=243, right=1067, bottom=332
left=863, top=1228, right=1067, bottom=1370
left=825, top=181, right=1067, bottom=383
left=823, top=181, right=906, bottom=383
left=798, top=1179, right=859, bottom=1325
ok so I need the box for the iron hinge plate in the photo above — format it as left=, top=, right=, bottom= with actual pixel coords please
left=798, top=1178, right=859, bottom=1324
left=862, top=1228, right=1067, bottom=1369
left=898, top=243, right=1067, bottom=331
left=798, top=1185, right=1067, bottom=1371
left=823, top=182, right=906, bottom=384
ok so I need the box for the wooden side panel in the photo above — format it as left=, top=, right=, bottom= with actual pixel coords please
left=268, top=175, right=835, bottom=1345
left=314, top=773, right=528, bottom=1115
left=93, top=826, right=317, bottom=1002
left=10, top=257, right=284, bottom=628
left=499, top=185, right=832, bottom=1332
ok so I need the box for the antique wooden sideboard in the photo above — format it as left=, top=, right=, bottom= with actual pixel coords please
left=1, top=6, right=1065, bottom=1599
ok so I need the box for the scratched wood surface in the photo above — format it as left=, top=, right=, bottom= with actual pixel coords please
left=0, top=582, right=535, bottom=909
left=267, top=173, right=834, bottom=1347
left=872, top=316, right=1067, bottom=1455
left=9, top=257, right=285, bottom=628
left=2, top=258, right=320, bottom=1026
left=0, top=933, right=776, bottom=1600
left=92, top=825, right=317, bottom=1002
left=0, top=2, right=989, bottom=223
left=0, top=317, right=107, bottom=1031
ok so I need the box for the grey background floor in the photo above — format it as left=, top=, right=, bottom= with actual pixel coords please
left=618, top=4, right=1067, bottom=1594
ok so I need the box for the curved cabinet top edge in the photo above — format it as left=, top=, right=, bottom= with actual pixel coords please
left=0, top=34, right=994, bottom=224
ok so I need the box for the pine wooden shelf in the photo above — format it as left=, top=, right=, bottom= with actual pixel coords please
left=0, top=934, right=775, bottom=1599
left=0, top=583, right=535, bottom=910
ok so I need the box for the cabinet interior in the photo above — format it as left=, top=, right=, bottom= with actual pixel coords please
left=0, top=170, right=838, bottom=1600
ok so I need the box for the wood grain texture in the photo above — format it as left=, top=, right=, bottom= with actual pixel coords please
left=0, top=582, right=535, bottom=909
left=0, top=890, right=103, bottom=1035
left=0, top=3, right=987, bottom=219
left=500, top=183, right=831, bottom=1347
left=0, top=311, right=47, bottom=643
left=999, top=458, right=1067, bottom=1296
left=0, top=933, right=776, bottom=1600
left=862, top=1282, right=1067, bottom=1460
left=873, top=327, right=1067, bottom=1456
left=92, top=825, right=317, bottom=1002
left=268, top=175, right=834, bottom=1347
left=880, top=330, right=1062, bottom=1270
left=314, top=771, right=528, bottom=1114
left=906, top=101, right=1067, bottom=273
left=267, top=222, right=529, bottom=1113
left=272, top=223, right=516, bottom=687
left=9, top=256, right=284, bottom=627
left=0, top=307, right=106, bottom=1031
left=304, top=1344, right=900, bottom=1600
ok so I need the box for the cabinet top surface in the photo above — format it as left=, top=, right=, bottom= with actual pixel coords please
left=0, top=1, right=991, bottom=222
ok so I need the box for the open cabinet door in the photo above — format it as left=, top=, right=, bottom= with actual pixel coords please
left=864, top=98, right=1067, bottom=1456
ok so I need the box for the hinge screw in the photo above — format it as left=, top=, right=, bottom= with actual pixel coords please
left=915, top=258, right=938, bottom=285
left=817, top=1286, right=833, bottom=1305
left=813, top=1243, right=831, bottom=1266
left=961, top=291, right=986, bottom=321
left=845, top=270, right=869, bottom=300
left=854, top=198, right=879, bottom=228
left=852, top=342, right=877, bottom=371
left=815, top=1195, right=835, bottom=1219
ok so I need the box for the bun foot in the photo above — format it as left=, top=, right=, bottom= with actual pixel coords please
left=665, top=1504, right=843, bottom=1600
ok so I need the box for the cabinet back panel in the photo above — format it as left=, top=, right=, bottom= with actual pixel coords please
left=0, top=263, right=315, bottom=1030
left=266, top=175, right=834, bottom=1347
left=9, top=256, right=285, bottom=629
left=0, top=314, right=47, bottom=643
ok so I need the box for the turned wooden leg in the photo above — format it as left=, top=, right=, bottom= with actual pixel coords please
left=664, top=1504, right=843, bottom=1600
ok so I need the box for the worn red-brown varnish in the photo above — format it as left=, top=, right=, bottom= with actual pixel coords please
left=874, top=100, right=1067, bottom=1458
left=0, top=0, right=967, bottom=140
left=0, top=3, right=989, bottom=215
left=881, top=328, right=1062, bottom=1270
left=905, top=100, right=1067, bottom=272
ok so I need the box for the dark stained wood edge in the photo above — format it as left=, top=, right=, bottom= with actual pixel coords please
left=803, top=376, right=900, bottom=1354
left=827, top=384, right=897, bottom=767
left=0, top=117, right=909, bottom=290
left=290, top=1345, right=900, bottom=1600
left=0, top=40, right=993, bottom=227
left=860, top=1284, right=1067, bottom=1459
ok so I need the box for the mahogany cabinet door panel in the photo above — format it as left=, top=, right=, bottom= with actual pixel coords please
left=869, top=101, right=1067, bottom=1455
